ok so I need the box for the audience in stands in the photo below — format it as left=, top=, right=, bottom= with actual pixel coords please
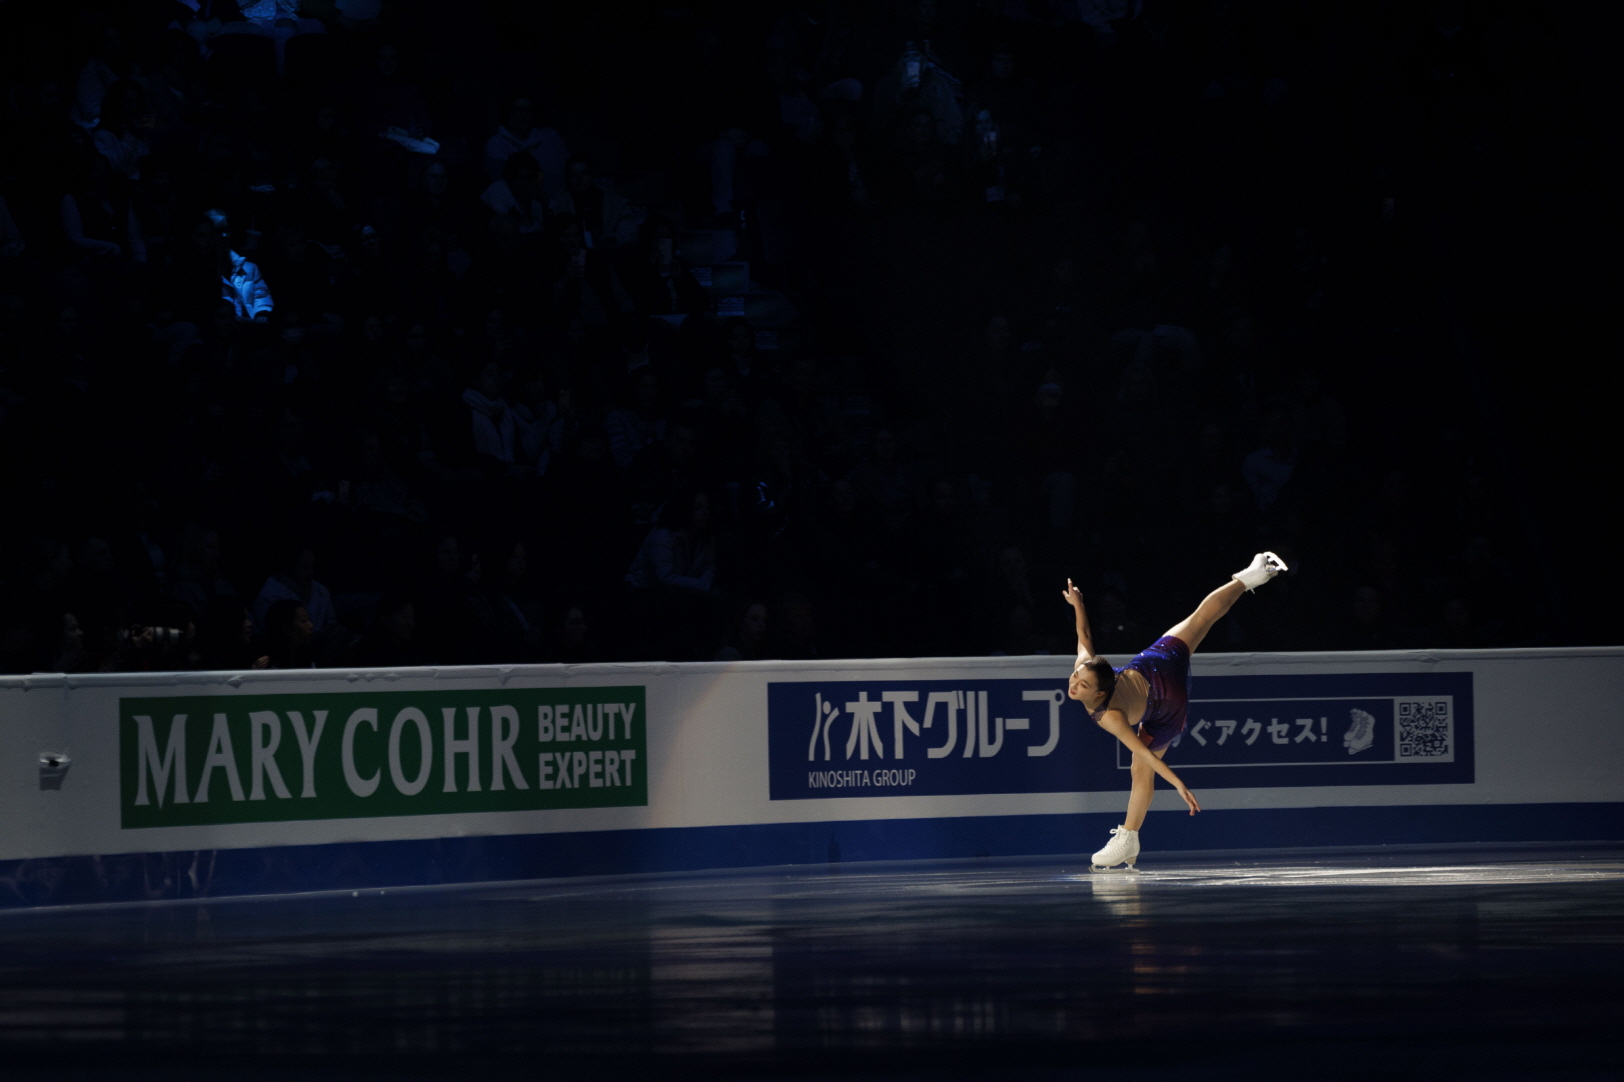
left=0, top=1, right=1564, bottom=674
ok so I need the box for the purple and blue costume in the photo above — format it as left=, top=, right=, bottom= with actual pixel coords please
left=1089, top=635, right=1193, bottom=752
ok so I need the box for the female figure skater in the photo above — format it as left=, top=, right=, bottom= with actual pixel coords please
left=1065, top=552, right=1286, bottom=870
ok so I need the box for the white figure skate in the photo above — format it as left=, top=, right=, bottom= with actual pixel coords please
left=1233, top=551, right=1288, bottom=592
left=1090, top=826, right=1140, bottom=872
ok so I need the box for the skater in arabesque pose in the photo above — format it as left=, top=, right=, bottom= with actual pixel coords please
left=1065, top=553, right=1287, bottom=871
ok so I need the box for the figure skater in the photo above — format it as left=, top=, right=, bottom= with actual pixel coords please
left=1065, top=552, right=1287, bottom=871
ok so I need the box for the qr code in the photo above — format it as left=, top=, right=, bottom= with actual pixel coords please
left=1396, top=698, right=1453, bottom=761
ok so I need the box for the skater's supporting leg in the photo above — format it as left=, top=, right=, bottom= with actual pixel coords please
left=1123, top=733, right=1167, bottom=831
left=1164, top=578, right=1246, bottom=654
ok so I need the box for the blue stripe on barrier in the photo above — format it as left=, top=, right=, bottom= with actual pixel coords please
left=3, top=802, right=1622, bottom=909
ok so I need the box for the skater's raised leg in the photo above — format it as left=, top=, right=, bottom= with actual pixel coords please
left=1164, top=552, right=1287, bottom=653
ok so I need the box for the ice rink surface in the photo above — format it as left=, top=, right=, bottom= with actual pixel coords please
left=3, top=844, right=1622, bottom=1080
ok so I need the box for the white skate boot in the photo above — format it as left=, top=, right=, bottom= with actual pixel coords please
left=1233, top=551, right=1288, bottom=592
left=1090, top=826, right=1140, bottom=872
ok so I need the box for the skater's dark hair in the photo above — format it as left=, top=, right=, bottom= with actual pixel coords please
left=1080, top=655, right=1117, bottom=712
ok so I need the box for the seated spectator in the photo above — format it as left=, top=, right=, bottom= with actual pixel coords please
left=66, top=537, right=130, bottom=637
left=261, top=598, right=315, bottom=669
left=36, top=610, right=88, bottom=674
left=513, top=365, right=572, bottom=479
left=545, top=427, right=629, bottom=586
left=26, top=538, right=75, bottom=614
left=294, top=157, right=358, bottom=249
left=699, top=125, right=768, bottom=223
left=401, top=159, right=468, bottom=240
left=251, top=542, right=337, bottom=637
left=1336, top=585, right=1402, bottom=651
left=287, top=100, right=357, bottom=175
left=882, top=108, right=958, bottom=207
left=625, top=487, right=720, bottom=660
left=62, top=150, right=146, bottom=263
left=71, top=21, right=131, bottom=129
left=780, top=357, right=844, bottom=468
left=741, top=429, right=807, bottom=545
left=627, top=419, right=701, bottom=524
left=91, top=81, right=152, bottom=181
left=966, top=45, right=1046, bottom=158
left=414, top=533, right=477, bottom=662
left=1019, top=371, right=1082, bottom=533
left=462, top=362, right=522, bottom=474
left=548, top=603, right=602, bottom=664
left=771, top=592, right=820, bottom=660
left=354, top=592, right=421, bottom=668
left=765, top=2, right=860, bottom=95
left=231, top=1, right=327, bottom=44
left=1434, top=597, right=1485, bottom=650
left=467, top=536, right=541, bottom=661
left=824, top=112, right=876, bottom=211
left=1088, top=586, right=1153, bottom=656
left=255, top=223, right=329, bottom=319
left=605, top=369, right=666, bottom=473
left=244, top=409, right=321, bottom=517
left=546, top=214, right=632, bottom=327
left=481, top=152, right=549, bottom=234
left=851, top=427, right=914, bottom=534
left=167, top=524, right=237, bottom=616
left=989, top=546, right=1045, bottom=638
left=1181, top=423, right=1242, bottom=512
left=715, top=600, right=771, bottom=661
left=717, top=317, right=775, bottom=411
left=814, top=478, right=885, bottom=597
left=200, top=210, right=272, bottom=322
left=358, top=42, right=433, bottom=148
left=907, top=479, right=979, bottom=654
left=990, top=603, right=1053, bottom=657
left=1446, top=535, right=1527, bottom=645
left=349, top=428, right=426, bottom=522
left=695, top=366, right=753, bottom=482
left=873, top=41, right=963, bottom=146
left=769, top=53, right=824, bottom=145
left=620, top=215, right=709, bottom=318
left=550, top=156, right=637, bottom=248
left=1242, top=413, right=1298, bottom=512
left=625, top=488, right=716, bottom=595
left=193, top=596, right=268, bottom=671
left=400, top=321, right=458, bottom=397
left=485, top=95, right=568, bottom=197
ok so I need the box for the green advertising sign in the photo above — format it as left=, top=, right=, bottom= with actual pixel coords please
left=120, top=686, right=646, bottom=828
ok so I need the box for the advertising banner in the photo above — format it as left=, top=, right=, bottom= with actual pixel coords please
left=120, top=685, right=647, bottom=828
left=1122, top=671, right=1473, bottom=788
left=769, top=678, right=1089, bottom=799
left=768, top=670, right=1473, bottom=799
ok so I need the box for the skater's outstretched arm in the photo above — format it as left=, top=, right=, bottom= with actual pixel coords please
left=1062, top=579, right=1096, bottom=661
left=1095, top=710, right=1202, bottom=815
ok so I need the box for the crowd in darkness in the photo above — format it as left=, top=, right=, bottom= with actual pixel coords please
left=0, top=0, right=1575, bottom=675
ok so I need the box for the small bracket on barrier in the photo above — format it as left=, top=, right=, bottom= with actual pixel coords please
left=39, top=751, right=71, bottom=791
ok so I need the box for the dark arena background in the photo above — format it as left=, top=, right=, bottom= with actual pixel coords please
left=0, top=1, right=1620, bottom=1079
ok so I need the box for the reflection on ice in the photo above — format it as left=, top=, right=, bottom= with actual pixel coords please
left=1, top=847, right=1621, bottom=1074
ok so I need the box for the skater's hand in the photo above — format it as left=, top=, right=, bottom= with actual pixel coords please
left=1176, top=785, right=1201, bottom=816
left=1061, top=578, right=1083, bottom=608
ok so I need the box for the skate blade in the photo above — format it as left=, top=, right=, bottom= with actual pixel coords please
left=1089, top=863, right=1139, bottom=873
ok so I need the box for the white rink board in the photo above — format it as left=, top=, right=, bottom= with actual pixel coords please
left=2, top=647, right=1622, bottom=863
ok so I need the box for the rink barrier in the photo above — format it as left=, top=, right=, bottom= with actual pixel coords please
left=2, top=648, right=1621, bottom=907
